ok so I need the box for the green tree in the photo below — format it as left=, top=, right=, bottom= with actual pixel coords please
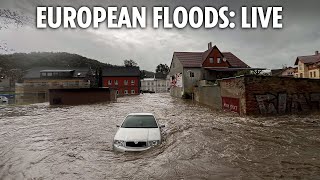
left=124, top=59, right=138, bottom=67
left=155, top=63, right=169, bottom=75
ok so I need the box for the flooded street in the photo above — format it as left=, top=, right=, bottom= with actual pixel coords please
left=1, top=93, right=320, bottom=179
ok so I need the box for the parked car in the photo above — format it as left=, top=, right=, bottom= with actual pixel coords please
left=0, top=96, right=8, bottom=103
left=113, top=113, right=165, bottom=152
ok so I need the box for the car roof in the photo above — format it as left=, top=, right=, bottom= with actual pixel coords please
left=127, top=113, right=154, bottom=116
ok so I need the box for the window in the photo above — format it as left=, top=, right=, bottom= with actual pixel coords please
left=47, top=72, right=52, bottom=77
left=190, top=71, right=194, bottom=77
left=108, top=80, right=112, bottom=85
left=124, top=80, right=128, bottom=85
left=217, top=57, right=221, bottom=63
left=151, top=82, right=154, bottom=86
left=314, top=71, right=316, bottom=77
left=124, top=90, right=128, bottom=94
left=131, top=90, right=135, bottom=94
left=300, top=73, right=303, bottom=78
left=115, top=80, right=118, bottom=85
left=310, top=72, right=312, bottom=77
left=116, top=90, right=119, bottom=95
left=147, top=82, right=150, bottom=85
left=131, top=80, right=135, bottom=85
left=209, top=57, right=214, bottom=63
left=299, top=65, right=303, bottom=70
left=121, top=115, right=158, bottom=128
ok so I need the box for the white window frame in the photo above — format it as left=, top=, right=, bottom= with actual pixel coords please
left=116, top=90, right=119, bottom=95
left=131, top=80, right=135, bottom=85
left=209, top=57, right=214, bottom=63
left=108, top=80, right=112, bottom=85
left=115, top=80, right=118, bottom=85
left=124, top=90, right=128, bottom=94
left=217, top=57, right=221, bottom=63
left=131, top=90, right=135, bottom=94
left=124, top=80, right=128, bottom=85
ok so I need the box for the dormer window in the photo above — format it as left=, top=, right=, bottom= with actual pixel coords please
left=217, top=57, right=222, bottom=63
left=209, top=58, right=214, bottom=63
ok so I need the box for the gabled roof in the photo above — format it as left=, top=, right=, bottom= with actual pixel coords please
left=295, top=54, right=320, bottom=65
left=174, top=52, right=203, bottom=68
left=102, top=66, right=140, bottom=77
left=173, top=47, right=249, bottom=68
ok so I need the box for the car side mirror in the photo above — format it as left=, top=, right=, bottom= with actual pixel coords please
left=116, top=125, right=120, bottom=127
left=160, top=125, right=165, bottom=128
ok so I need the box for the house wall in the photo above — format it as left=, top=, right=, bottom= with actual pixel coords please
left=182, top=68, right=202, bottom=94
left=102, top=76, right=140, bottom=95
left=202, top=48, right=229, bottom=68
left=308, top=69, right=320, bottom=79
left=194, top=85, right=221, bottom=109
left=297, top=61, right=308, bottom=78
left=169, top=55, right=184, bottom=97
left=141, top=79, right=170, bottom=93
left=15, top=79, right=90, bottom=104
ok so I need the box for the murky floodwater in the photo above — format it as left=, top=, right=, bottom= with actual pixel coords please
left=0, top=93, right=320, bottom=179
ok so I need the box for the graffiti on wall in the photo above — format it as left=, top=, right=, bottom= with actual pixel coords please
left=171, top=73, right=183, bottom=87
left=255, top=93, right=320, bottom=114
left=222, top=97, right=240, bottom=114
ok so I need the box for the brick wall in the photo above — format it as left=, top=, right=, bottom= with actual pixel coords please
left=219, top=77, right=246, bottom=115
left=244, top=76, right=320, bottom=115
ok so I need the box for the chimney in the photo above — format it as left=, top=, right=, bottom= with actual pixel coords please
left=208, top=42, right=212, bottom=50
left=316, top=51, right=319, bottom=55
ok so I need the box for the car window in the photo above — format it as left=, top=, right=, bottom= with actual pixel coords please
left=121, top=115, right=158, bottom=128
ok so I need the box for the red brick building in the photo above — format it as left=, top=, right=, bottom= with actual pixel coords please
left=102, top=67, right=140, bottom=96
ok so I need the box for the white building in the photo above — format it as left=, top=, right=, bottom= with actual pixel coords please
left=141, top=75, right=170, bottom=93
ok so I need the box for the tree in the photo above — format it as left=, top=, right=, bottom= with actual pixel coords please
left=155, top=64, right=169, bottom=75
left=124, top=59, right=138, bottom=67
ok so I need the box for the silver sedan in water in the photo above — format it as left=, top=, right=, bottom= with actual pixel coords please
left=113, top=113, right=165, bottom=152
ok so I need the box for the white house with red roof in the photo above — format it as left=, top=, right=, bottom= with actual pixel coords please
left=169, top=43, right=259, bottom=97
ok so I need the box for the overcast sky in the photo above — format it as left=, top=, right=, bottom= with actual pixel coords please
left=0, top=0, right=319, bottom=71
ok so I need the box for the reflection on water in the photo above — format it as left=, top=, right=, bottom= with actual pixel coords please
left=0, top=93, right=320, bottom=179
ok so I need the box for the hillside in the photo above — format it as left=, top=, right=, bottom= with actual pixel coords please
left=0, top=52, right=115, bottom=72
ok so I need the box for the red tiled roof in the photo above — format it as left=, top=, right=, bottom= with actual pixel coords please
left=174, top=52, right=203, bottom=67
left=174, top=48, right=249, bottom=68
left=295, top=54, right=320, bottom=65
left=223, top=52, right=249, bottom=67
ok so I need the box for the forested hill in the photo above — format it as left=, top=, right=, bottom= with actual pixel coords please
left=0, top=52, right=116, bottom=71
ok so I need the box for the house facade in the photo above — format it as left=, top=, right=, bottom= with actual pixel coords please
left=141, top=73, right=170, bottom=93
left=169, top=43, right=253, bottom=98
left=294, top=51, right=320, bottom=79
left=271, top=67, right=297, bottom=77
left=15, top=67, right=92, bottom=104
left=102, top=66, right=140, bottom=96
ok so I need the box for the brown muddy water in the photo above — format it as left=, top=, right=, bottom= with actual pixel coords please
left=0, top=93, right=320, bottom=179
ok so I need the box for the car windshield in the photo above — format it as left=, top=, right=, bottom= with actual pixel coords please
left=121, top=115, right=158, bottom=128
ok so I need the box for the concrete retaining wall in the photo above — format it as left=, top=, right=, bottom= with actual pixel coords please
left=194, top=86, right=221, bottom=109
left=170, top=86, right=183, bottom=98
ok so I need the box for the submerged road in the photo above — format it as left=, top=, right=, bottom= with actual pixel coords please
left=0, top=93, right=320, bottom=179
